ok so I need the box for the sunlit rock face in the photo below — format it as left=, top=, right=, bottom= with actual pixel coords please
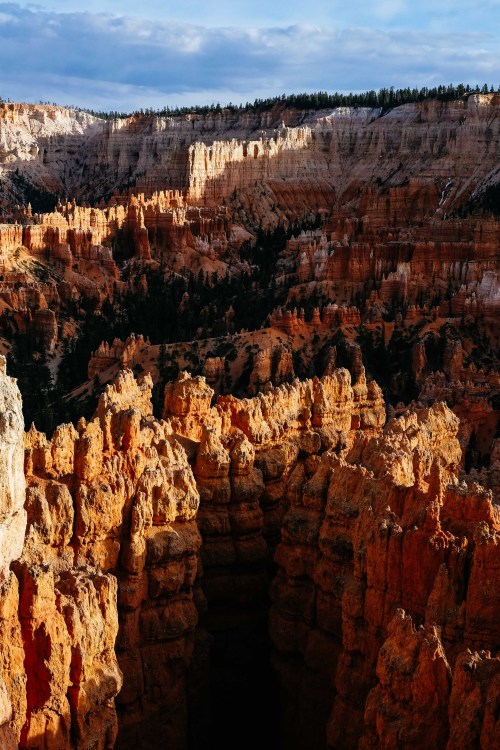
left=0, top=364, right=497, bottom=749
left=2, top=95, right=500, bottom=209
left=270, top=402, right=499, bottom=750
left=1, top=95, right=499, bottom=359
left=0, top=355, right=26, bottom=579
left=0, top=357, right=26, bottom=750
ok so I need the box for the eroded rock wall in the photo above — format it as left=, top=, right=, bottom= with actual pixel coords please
left=0, top=355, right=26, bottom=749
left=3, top=96, right=500, bottom=214
left=270, top=402, right=499, bottom=750
left=24, top=372, right=203, bottom=750
left=0, top=357, right=122, bottom=750
left=0, top=362, right=498, bottom=749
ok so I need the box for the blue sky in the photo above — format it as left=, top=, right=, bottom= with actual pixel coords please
left=0, top=1, right=499, bottom=111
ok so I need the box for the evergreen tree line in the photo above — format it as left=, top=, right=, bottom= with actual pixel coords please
left=2, top=83, right=498, bottom=121
left=60, top=83, right=498, bottom=121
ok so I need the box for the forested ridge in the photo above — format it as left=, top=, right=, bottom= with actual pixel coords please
left=3, top=82, right=496, bottom=121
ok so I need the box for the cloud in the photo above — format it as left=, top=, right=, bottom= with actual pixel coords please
left=0, top=3, right=498, bottom=111
left=20, top=1, right=500, bottom=30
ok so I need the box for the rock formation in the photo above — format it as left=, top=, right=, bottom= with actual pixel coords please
left=2, top=95, right=500, bottom=216
left=0, top=360, right=496, bottom=748
left=0, top=356, right=26, bottom=578
left=248, top=344, right=295, bottom=393
left=0, top=96, right=498, bottom=411
left=270, top=401, right=499, bottom=750
left=0, top=358, right=122, bottom=749
left=0, top=92, right=498, bottom=749
left=0, top=355, right=26, bottom=749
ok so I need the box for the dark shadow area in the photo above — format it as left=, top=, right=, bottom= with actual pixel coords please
left=202, top=618, right=282, bottom=750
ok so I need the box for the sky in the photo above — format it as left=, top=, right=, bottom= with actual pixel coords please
left=0, top=1, right=499, bottom=112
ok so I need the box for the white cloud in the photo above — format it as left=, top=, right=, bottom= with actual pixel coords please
left=372, top=0, right=408, bottom=20
left=17, top=0, right=500, bottom=33
left=0, top=3, right=498, bottom=110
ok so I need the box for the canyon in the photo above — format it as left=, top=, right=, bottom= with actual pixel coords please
left=0, top=92, right=498, bottom=748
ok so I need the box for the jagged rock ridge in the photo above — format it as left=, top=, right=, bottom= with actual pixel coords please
left=0, top=362, right=498, bottom=749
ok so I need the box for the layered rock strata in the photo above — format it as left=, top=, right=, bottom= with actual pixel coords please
left=276, top=217, right=500, bottom=336
left=0, top=355, right=26, bottom=749
left=0, top=355, right=122, bottom=749
left=0, top=361, right=385, bottom=748
left=23, top=372, right=202, bottom=750
left=0, top=359, right=498, bottom=749
left=2, top=95, right=500, bottom=214
left=270, top=401, right=499, bottom=749
left=0, top=96, right=498, bottom=433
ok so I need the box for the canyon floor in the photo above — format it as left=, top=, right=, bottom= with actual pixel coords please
left=0, top=92, right=498, bottom=749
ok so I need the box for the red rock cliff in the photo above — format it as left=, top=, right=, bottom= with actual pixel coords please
left=0, top=361, right=497, bottom=748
